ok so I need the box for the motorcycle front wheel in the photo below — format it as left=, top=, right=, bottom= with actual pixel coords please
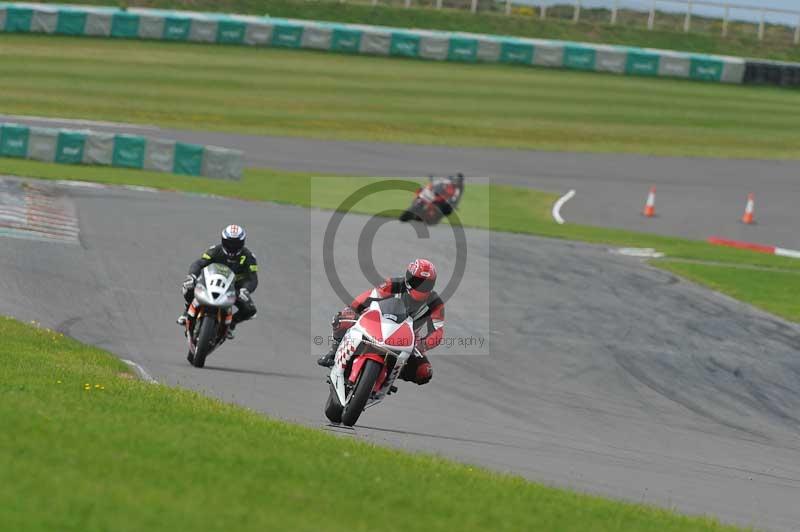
left=192, top=316, right=217, bottom=368
left=341, top=359, right=382, bottom=427
left=399, top=210, right=416, bottom=222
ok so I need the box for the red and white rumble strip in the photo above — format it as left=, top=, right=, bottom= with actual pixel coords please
left=707, top=236, right=800, bottom=259
left=0, top=179, right=80, bottom=244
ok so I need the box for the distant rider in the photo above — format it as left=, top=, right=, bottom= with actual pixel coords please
left=427, top=173, right=464, bottom=216
left=317, top=259, right=444, bottom=386
left=177, top=224, right=258, bottom=339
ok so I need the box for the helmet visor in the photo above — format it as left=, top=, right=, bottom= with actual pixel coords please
left=405, top=270, right=435, bottom=294
left=222, top=238, right=244, bottom=256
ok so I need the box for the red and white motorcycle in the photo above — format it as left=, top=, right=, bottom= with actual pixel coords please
left=324, top=297, right=417, bottom=427
left=399, top=174, right=464, bottom=225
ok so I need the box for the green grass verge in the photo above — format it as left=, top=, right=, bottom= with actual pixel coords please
left=0, top=316, right=744, bottom=531
left=34, top=0, right=800, bottom=63
left=655, top=261, right=800, bottom=322
left=3, top=34, right=800, bottom=159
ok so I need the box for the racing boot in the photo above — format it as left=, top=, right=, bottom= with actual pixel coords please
left=176, top=312, right=189, bottom=327
left=317, top=342, right=339, bottom=368
left=226, top=323, right=236, bottom=340
left=177, top=302, right=191, bottom=327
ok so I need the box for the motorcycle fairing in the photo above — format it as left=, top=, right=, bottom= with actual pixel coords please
left=194, top=263, right=236, bottom=308
left=356, top=308, right=414, bottom=349
left=330, top=301, right=416, bottom=408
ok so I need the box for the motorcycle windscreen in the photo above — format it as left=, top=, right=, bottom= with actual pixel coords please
left=204, top=263, right=234, bottom=278
left=377, top=297, right=409, bottom=323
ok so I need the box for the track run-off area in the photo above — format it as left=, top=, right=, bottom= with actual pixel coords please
left=1, top=177, right=800, bottom=530
left=5, top=115, right=800, bottom=250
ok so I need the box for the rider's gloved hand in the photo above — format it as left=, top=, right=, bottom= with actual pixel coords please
left=182, top=274, right=197, bottom=294
left=331, top=307, right=356, bottom=328
left=330, top=307, right=357, bottom=339
left=238, top=288, right=250, bottom=302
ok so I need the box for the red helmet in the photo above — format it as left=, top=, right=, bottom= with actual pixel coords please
left=405, top=259, right=437, bottom=302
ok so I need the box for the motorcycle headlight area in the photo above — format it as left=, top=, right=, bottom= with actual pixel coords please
left=195, top=284, right=236, bottom=306
left=361, top=334, right=403, bottom=357
left=194, top=284, right=212, bottom=305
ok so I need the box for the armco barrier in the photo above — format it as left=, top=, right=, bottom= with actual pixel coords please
left=0, top=2, right=751, bottom=85
left=0, top=123, right=243, bottom=180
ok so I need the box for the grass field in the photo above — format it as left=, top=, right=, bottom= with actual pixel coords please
left=4, top=157, right=800, bottom=321
left=2, top=34, right=800, bottom=159
left=657, top=261, right=800, bottom=321
left=0, top=315, right=744, bottom=531
left=32, top=0, right=800, bottom=62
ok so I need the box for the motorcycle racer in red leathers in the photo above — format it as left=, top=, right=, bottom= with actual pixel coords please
left=317, top=259, right=443, bottom=385
left=399, top=173, right=464, bottom=223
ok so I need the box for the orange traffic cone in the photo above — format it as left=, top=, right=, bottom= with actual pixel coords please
left=642, top=186, right=656, bottom=217
left=741, top=193, right=755, bottom=224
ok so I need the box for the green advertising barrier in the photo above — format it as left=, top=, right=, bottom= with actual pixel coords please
left=173, top=142, right=204, bottom=176
left=0, top=124, right=29, bottom=158
left=271, top=22, right=303, bottom=48
left=110, top=11, right=139, bottom=38
left=163, top=15, right=190, bottom=40
left=0, top=3, right=751, bottom=85
left=5, top=6, right=32, bottom=31
left=55, top=131, right=86, bottom=164
left=447, top=37, right=478, bottom=62
left=331, top=28, right=361, bottom=53
left=564, top=45, right=596, bottom=70
left=625, top=50, right=660, bottom=76
left=390, top=32, right=420, bottom=58
left=112, top=135, right=146, bottom=169
left=0, top=122, right=243, bottom=179
left=55, top=9, right=86, bottom=35
left=690, top=57, right=724, bottom=81
left=500, top=41, right=533, bottom=64
left=216, top=19, right=245, bottom=44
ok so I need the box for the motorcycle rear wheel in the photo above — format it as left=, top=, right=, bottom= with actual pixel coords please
left=192, top=316, right=216, bottom=368
left=324, top=388, right=343, bottom=424
left=341, top=359, right=382, bottom=427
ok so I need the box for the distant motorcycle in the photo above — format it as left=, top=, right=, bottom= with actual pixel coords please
left=399, top=174, right=464, bottom=225
left=324, top=297, right=419, bottom=427
left=183, top=263, right=236, bottom=368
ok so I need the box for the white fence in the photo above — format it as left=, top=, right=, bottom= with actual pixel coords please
left=589, top=1, right=800, bottom=42
left=372, top=0, right=800, bottom=44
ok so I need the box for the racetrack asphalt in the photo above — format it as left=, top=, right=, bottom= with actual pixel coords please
left=2, top=177, right=800, bottom=530
left=4, top=115, right=800, bottom=249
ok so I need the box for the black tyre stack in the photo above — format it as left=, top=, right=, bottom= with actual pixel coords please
left=743, top=60, right=800, bottom=87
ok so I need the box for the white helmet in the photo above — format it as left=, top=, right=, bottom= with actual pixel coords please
left=221, top=224, right=246, bottom=257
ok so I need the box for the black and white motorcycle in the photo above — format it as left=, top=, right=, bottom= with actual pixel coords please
left=183, top=263, right=237, bottom=368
